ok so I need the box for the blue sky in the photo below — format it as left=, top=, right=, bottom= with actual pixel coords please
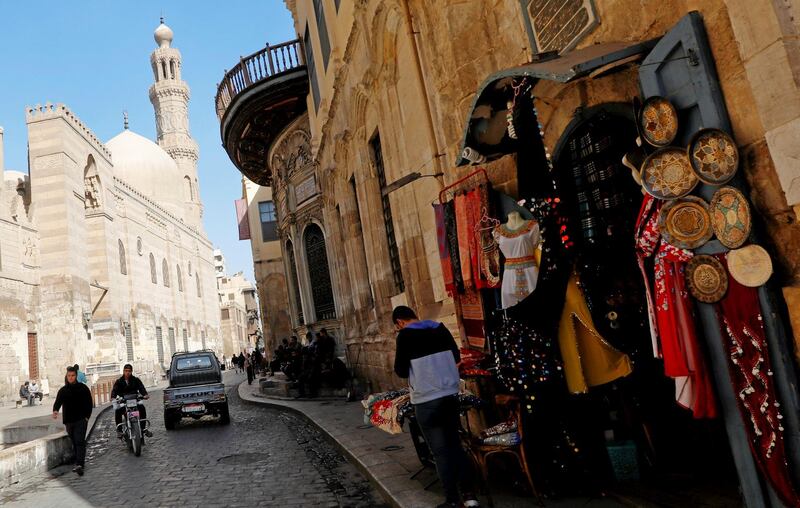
left=0, top=1, right=296, bottom=282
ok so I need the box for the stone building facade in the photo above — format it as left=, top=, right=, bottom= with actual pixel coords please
left=273, top=0, right=800, bottom=393
left=267, top=114, right=343, bottom=352
left=0, top=20, right=221, bottom=400
left=241, top=179, right=293, bottom=353
left=217, top=271, right=258, bottom=357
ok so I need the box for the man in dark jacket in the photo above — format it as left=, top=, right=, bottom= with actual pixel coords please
left=52, top=366, right=93, bottom=476
left=111, top=364, right=151, bottom=438
left=393, top=306, right=478, bottom=508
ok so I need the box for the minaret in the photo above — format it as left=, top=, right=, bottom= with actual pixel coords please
left=149, top=18, right=203, bottom=228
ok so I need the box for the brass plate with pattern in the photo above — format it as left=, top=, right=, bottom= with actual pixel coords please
left=641, top=147, right=698, bottom=200
left=640, top=96, right=679, bottom=147
left=688, top=128, right=739, bottom=185
left=710, top=186, right=751, bottom=249
left=686, top=255, right=729, bottom=303
left=658, top=196, right=713, bottom=249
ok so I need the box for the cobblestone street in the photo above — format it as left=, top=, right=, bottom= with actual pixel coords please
left=1, top=374, right=386, bottom=507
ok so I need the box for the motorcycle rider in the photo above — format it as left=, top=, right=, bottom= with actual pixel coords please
left=111, top=364, right=152, bottom=438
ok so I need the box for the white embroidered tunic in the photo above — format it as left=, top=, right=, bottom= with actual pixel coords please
left=493, top=220, right=541, bottom=309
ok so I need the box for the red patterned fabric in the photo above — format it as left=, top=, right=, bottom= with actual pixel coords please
left=635, top=195, right=662, bottom=357
left=455, top=194, right=473, bottom=289
left=460, top=287, right=486, bottom=349
left=716, top=266, right=800, bottom=507
left=635, top=195, right=716, bottom=419
left=466, top=189, right=487, bottom=289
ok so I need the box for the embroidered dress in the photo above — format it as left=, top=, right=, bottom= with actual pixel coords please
left=716, top=269, right=800, bottom=507
left=494, top=220, right=541, bottom=309
left=634, top=195, right=716, bottom=419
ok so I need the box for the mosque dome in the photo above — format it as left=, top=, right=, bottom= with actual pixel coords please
left=154, top=21, right=174, bottom=48
left=106, top=129, right=183, bottom=218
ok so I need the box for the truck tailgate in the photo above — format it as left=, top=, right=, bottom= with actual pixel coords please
left=164, top=383, right=226, bottom=405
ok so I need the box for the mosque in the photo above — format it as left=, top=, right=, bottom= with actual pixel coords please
left=0, top=20, right=221, bottom=398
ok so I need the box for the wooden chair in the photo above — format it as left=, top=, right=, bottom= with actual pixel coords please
left=466, top=394, right=543, bottom=507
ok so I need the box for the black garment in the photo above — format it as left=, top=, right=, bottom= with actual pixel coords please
left=414, top=394, right=474, bottom=504
left=53, top=382, right=93, bottom=424
left=443, top=201, right=464, bottom=293
left=66, top=418, right=88, bottom=467
left=110, top=375, right=148, bottom=399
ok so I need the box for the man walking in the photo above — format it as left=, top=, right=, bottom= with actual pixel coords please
left=52, top=366, right=93, bottom=476
left=392, top=306, right=479, bottom=508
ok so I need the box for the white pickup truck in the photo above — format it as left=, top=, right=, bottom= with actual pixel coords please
left=162, top=351, right=230, bottom=430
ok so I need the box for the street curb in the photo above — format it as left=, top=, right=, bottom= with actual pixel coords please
left=236, top=381, right=406, bottom=508
left=0, top=402, right=112, bottom=490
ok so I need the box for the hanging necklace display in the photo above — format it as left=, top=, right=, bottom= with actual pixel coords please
left=658, top=195, right=713, bottom=249
left=688, top=128, right=739, bottom=185
left=641, top=147, right=698, bottom=199
left=710, top=186, right=751, bottom=249
left=506, top=78, right=530, bottom=140
left=639, top=96, right=679, bottom=147
left=685, top=254, right=729, bottom=303
left=727, top=244, right=773, bottom=288
left=475, top=206, right=501, bottom=287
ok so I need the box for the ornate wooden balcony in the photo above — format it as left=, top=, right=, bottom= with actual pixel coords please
left=216, top=39, right=308, bottom=185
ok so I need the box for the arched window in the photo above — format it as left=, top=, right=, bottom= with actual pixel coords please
left=169, top=60, right=175, bottom=79
left=184, top=176, right=194, bottom=201
left=149, top=253, right=157, bottom=284
left=162, top=259, right=170, bottom=287
left=161, top=60, right=167, bottom=81
left=303, top=224, right=335, bottom=321
left=196, top=272, right=202, bottom=297
left=118, top=240, right=127, bottom=275
left=177, top=265, right=183, bottom=292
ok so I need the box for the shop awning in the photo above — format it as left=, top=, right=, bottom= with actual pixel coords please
left=456, top=40, right=658, bottom=166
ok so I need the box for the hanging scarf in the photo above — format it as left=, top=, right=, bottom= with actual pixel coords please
left=716, top=264, right=800, bottom=507
left=443, top=201, right=464, bottom=293
left=433, top=203, right=455, bottom=295
left=460, top=287, right=486, bottom=349
left=455, top=193, right=473, bottom=289
left=635, top=195, right=716, bottom=419
left=466, top=188, right=485, bottom=289
left=634, top=195, right=661, bottom=357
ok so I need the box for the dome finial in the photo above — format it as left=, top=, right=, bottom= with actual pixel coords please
left=154, top=16, right=174, bottom=48
left=123, top=110, right=129, bottom=130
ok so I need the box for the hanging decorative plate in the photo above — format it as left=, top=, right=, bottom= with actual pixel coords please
left=640, top=96, right=679, bottom=147
left=641, top=147, right=698, bottom=199
left=709, top=186, right=751, bottom=249
left=686, top=255, right=729, bottom=303
left=658, top=196, right=713, bottom=249
left=688, top=128, right=739, bottom=184
left=727, top=245, right=772, bottom=287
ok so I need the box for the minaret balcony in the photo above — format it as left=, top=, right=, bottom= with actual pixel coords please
left=216, top=39, right=308, bottom=186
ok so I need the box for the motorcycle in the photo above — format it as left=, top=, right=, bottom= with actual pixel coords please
left=114, top=394, right=149, bottom=456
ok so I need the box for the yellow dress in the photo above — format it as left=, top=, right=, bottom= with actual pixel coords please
left=557, top=270, right=633, bottom=394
